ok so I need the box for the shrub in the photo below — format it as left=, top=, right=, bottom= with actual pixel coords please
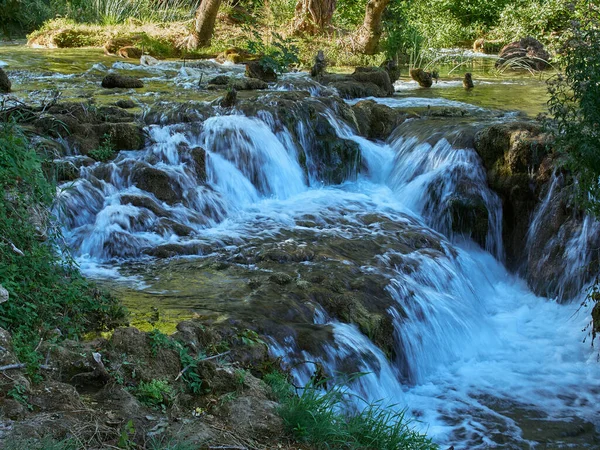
left=134, top=379, right=175, bottom=410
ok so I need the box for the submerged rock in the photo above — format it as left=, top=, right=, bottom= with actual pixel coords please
left=101, top=73, right=144, bottom=89
left=496, top=37, right=550, bottom=71
left=131, top=165, right=181, bottom=204
left=220, top=87, right=238, bottom=107
left=0, top=68, right=11, bottom=93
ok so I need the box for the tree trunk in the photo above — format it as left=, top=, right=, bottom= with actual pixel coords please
left=293, top=0, right=336, bottom=35
left=195, top=0, right=223, bottom=47
left=355, top=0, right=390, bottom=54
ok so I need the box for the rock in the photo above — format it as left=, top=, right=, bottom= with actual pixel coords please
left=245, top=60, right=277, bottom=82
left=381, top=59, right=401, bottom=83
left=220, top=87, right=237, bottom=108
left=101, top=74, right=144, bottom=89
left=208, top=75, right=231, bottom=85
left=0, top=285, right=8, bottom=304
left=140, top=55, right=160, bottom=66
left=115, top=99, right=136, bottom=109
left=352, top=67, right=394, bottom=96
left=131, top=166, right=181, bottom=204
left=409, top=68, right=433, bottom=88
left=190, top=146, right=207, bottom=182
left=269, top=272, right=293, bottom=285
left=496, top=37, right=550, bottom=71
left=104, top=37, right=138, bottom=55
left=311, top=50, right=327, bottom=78
left=328, top=80, right=385, bottom=99
left=463, top=72, right=474, bottom=89
left=120, top=194, right=169, bottom=217
left=117, top=46, right=142, bottom=59
left=92, top=122, right=145, bottom=150
left=474, top=122, right=550, bottom=269
left=351, top=100, right=406, bottom=140
left=208, top=76, right=268, bottom=91
left=0, top=68, right=11, bottom=93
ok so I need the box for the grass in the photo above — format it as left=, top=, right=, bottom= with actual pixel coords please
left=264, top=372, right=438, bottom=450
left=0, top=120, right=126, bottom=377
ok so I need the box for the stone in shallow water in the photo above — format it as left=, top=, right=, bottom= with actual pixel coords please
left=101, top=73, right=144, bottom=89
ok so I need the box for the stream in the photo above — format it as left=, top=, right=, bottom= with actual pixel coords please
left=1, top=44, right=599, bottom=449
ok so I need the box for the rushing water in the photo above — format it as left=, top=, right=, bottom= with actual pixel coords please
left=2, top=45, right=599, bottom=448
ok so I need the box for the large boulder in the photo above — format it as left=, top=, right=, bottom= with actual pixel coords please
left=0, top=68, right=11, bottom=93
left=101, top=74, right=144, bottom=89
left=496, top=37, right=550, bottom=71
left=245, top=60, right=277, bottom=82
left=208, top=75, right=268, bottom=91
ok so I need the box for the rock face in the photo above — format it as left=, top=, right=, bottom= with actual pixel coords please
left=101, top=74, right=144, bottom=89
left=474, top=121, right=550, bottom=269
left=245, top=60, right=277, bottom=82
left=0, top=68, right=11, bottom=93
left=496, top=37, right=550, bottom=71
left=0, top=285, right=8, bottom=304
left=409, top=68, right=433, bottom=88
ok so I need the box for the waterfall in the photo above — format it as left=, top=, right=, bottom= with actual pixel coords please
left=57, top=95, right=600, bottom=449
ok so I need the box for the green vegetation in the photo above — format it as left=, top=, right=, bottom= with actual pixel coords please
left=0, top=121, right=126, bottom=375
left=265, top=372, right=438, bottom=449
left=4, top=436, right=78, bottom=450
left=133, top=379, right=175, bottom=410
left=546, top=8, right=600, bottom=347
left=88, top=134, right=116, bottom=162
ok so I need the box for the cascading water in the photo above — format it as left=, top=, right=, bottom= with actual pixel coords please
left=56, top=89, right=600, bottom=448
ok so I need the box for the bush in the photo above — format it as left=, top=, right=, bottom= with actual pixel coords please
left=0, top=121, right=126, bottom=374
left=265, top=373, right=438, bottom=449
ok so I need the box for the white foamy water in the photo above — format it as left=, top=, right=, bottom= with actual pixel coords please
left=59, top=96, right=600, bottom=448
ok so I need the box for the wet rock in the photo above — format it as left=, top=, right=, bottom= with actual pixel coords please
left=311, top=50, right=327, bottom=78
left=496, top=37, right=550, bottom=71
left=463, top=73, right=474, bottom=89
left=190, top=146, right=207, bottom=182
left=118, top=46, right=142, bottom=59
left=154, top=218, right=196, bottom=237
left=92, top=122, right=145, bottom=150
left=245, top=60, right=277, bottom=82
left=208, top=75, right=231, bottom=85
left=409, top=68, right=433, bottom=88
left=0, top=68, right=11, bottom=93
left=351, top=100, right=406, bottom=140
left=101, top=74, right=144, bottom=89
left=141, top=54, right=160, bottom=66
left=447, top=192, right=489, bottom=247
left=115, top=99, right=136, bottom=109
left=120, top=194, right=169, bottom=217
left=474, top=122, right=550, bottom=270
left=131, top=166, right=181, bottom=204
left=352, top=67, right=394, bottom=95
left=220, top=87, right=237, bottom=108
left=327, top=79, right=386, bottom=99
